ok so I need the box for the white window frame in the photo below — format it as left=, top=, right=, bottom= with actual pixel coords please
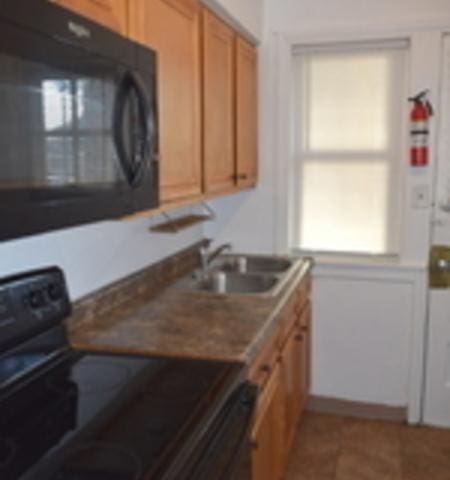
left=287, top=39, right=410, bottom=260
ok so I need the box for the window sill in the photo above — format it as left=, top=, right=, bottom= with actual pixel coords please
left=291, top=249, right=427, bottom=272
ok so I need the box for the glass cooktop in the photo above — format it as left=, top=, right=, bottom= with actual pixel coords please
left=0, top=351, right=239, bottom=480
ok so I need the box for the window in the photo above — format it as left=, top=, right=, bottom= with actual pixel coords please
left=292, top=42, right=407, bottom=255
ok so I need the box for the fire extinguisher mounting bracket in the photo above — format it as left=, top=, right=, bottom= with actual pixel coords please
left=408, top=89, right=434, bottom=116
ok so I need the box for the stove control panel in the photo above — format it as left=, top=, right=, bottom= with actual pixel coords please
left=0, top=267, right=71, bottom=350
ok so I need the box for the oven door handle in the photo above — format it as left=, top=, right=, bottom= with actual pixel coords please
left=182, top=382, right=258, bottom=480
left=113, top=71, right=153, bottom=188
left=218, top=384, right=257, bottom=480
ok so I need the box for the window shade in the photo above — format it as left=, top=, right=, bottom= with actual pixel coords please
left=292, top=42, right=407, bottom=255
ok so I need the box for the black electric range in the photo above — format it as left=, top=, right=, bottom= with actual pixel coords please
left=0, top=268, right=256, bottom=480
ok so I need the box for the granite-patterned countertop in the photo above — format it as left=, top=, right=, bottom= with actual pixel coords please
left=69, top=257, right=312, bottom=364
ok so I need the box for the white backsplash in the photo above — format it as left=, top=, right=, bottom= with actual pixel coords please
left=0, top=211, right=203, bottom=301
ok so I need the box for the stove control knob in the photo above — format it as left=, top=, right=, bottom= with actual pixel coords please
left=28, top=290, right=46, bottom=309
left=47, top=283, right=63, bottom=301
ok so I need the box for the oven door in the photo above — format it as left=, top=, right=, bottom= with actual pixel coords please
left=166, top=382, right=257, bottom=480
left=0, top=0, right=158, bottom=242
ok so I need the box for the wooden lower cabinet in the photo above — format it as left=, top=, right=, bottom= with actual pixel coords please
left=280, top=323, right=305, bottom=453
left=250, top=364, right=285, bottom=480
left=248, top=276, right=312, bottom=480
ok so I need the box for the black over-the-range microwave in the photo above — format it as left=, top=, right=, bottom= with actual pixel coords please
left=0, top=0, right=159, bottom=242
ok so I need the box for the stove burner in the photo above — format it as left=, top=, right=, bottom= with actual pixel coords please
left=47, top=360, right=132, bottom=396
left=0, top=437, right=16, bottom=468
left=59, top=442, right=143, bottom=480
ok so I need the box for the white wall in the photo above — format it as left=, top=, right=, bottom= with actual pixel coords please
left=312, top=269, right=415, bottom=406
left=266, top=0, right=450, bottom=33
left=0, top=212, right=203, bottom=301
left=207, top=0, right=450, bottom=421
left=204, top=0, right=264, bottom=40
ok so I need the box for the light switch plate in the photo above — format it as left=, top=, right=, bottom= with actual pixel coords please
left=412, top=184, right=430, bottom=209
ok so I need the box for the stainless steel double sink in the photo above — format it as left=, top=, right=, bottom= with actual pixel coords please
left=181, top=254, right=299, bottom=296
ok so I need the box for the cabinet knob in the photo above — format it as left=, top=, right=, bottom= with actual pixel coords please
left=260, top=364, right=271, bottom=373
left=295, top=333, right=303, bottom=342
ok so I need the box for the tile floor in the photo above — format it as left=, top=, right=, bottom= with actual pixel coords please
left=285, top=412, right=450, bottom=480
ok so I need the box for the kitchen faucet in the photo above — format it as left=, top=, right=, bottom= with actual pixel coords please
left=199, top=242, right=232, bottom=275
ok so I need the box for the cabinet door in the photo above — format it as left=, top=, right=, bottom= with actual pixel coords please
left=202, top=10, right=235, bottom=194
left=280, top=323, right=304, bottom=453
left=49, top=0, right=127, bottom=34
left=129, top=0, right=202, bottom=203
left=251, top=364, right=285, bottom=480
left=235, top=36, right=258, bottom=188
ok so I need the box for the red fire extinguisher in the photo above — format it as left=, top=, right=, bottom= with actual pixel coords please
left=408, top=90, right=433, bottom=167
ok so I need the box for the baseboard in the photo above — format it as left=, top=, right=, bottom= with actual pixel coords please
left=307, top=395, right=407, bottom=422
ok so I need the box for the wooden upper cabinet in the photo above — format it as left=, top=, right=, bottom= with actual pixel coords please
left=129, top=0, right=202, bottom=203
left=50, top=1, right=258, bottom=203
left=49, top=0, right=127, bottom=35
left=202, top=10, right=235, bottom=195
left=236, top=36, right=258, bottom=188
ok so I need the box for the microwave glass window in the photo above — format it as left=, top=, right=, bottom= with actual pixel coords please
left=0, top=52, right=124, bottom=190
left=42, top=78, right=119, bottom=185
left=42, top=79, right=73, bottom=131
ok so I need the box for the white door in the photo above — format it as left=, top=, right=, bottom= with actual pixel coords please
left=425, top=247, right=450, bottom=427
left=423, top=34, right=450, bottom=427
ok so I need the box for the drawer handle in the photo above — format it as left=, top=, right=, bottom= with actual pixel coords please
left=250, top=439, right=259, bottom=450
left=233, top=173, right=248, bottom=181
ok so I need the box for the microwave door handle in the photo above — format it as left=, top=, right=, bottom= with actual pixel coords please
left=113, top=72, right=136, bottom=186
left=128, top=72, right=154, bottom=189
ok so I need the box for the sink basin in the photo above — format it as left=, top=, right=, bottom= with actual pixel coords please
left=177, top=253, right=303, bottom=297
left=218, top=255, right=293, bottom=274
left=192, top=272, right=279, bottom=295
